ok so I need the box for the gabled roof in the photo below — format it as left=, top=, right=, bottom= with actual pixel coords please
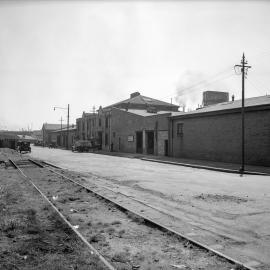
left=171, top=95, right=270, bottom=118
left=42, top=123, right=67, bottom=130
left=117, top=108, right=174, bottom=117
left=50, top=126, right=77, bottom=133
left=104, top=93, right=178, bottom=109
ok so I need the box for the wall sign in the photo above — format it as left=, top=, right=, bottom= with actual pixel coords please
left=128, top=135, right=134, bottom=142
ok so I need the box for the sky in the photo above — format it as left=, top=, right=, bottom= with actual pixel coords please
left=0, top=0, right=270, bottom=130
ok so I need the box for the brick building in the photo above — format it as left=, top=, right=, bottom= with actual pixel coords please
left=49, top=126, right=76, bottom=149
left=100, top=107, right=173, bottom=155
left=41, top=123, right=77, bottom=148
left=169, top=95, right=270, bottom=166
left=76, top=92, right=179, bottom=155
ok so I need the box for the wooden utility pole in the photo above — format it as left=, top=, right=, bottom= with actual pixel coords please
left=54, top=104, right=70, bottom=150
left=59, top=117, right=63, bottom=131
left=59, top=117, right=63, bottom=147
left=234, top=53, right=251, bottom=174
left=67, top=104, right=70, bottom=150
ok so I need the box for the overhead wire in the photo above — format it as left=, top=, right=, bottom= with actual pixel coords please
left=246, top=78, right=268, bottom=96
left=160, top=65, right=235, bottom=101
left=248, top=75, right=269, bottom=93
left=176, top=71, right=235, bottom=97
left=175, top=67, right=233, bottom=95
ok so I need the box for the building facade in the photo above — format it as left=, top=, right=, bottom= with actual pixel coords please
left=42, top=123, right=67, bottom=146
left=99, top=107, right=172, bottom=155
left=49, top=126, right=76, bottom=149
left=75, top=92, right=179, bottom=155
left=169, top=95, right=270, bottom=166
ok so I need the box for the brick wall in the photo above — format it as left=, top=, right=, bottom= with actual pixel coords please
left=110, top=108, right=170, bottom=155
left=170, top=109, right=270, bottom=166
left=111, top=109, right=143, bottom=153
left=157, top=131, right=168, bottom=156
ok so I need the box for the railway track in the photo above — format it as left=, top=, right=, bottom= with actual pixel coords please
left=9, top=158, right=263, bottom=270
left=8, top=158, right=116, bottom=270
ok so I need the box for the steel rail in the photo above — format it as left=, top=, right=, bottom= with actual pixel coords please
left=28, top=159, right=45, bottom=168
left=39, top=160, right=259, bottom=270
left=9, top=159, right=116, bottom=270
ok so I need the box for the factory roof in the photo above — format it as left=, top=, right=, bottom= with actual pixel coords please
left=171, top=95, right=270, bottom=118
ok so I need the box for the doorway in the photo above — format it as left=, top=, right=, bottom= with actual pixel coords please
left=98, top=131, right=102, bottom=149
left=146, top=131, right=154, bottom=155
left=136, top=131, right=143, bottom=153
left=164, top=140, right=168, bottom=156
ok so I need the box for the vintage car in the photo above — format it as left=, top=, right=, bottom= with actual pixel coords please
left=17, top=141, right=31, bottom=153
left=48, top=142, right=57, bottom=148
left=72, top=139, right=101, bottom=152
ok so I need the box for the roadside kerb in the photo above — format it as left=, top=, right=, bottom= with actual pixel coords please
left=141, top=158, right=270, bottom=176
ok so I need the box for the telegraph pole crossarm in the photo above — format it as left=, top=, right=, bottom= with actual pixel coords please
left=234, top=53, right=251, bottom=175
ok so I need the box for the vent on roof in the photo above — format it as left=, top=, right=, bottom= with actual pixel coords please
left=130, top=92, right=140, bottom=98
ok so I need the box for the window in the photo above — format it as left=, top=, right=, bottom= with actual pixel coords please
left=177, top=123, right=183, bottom=136
left=105, top=117, right=109, bottom=128
left=113, top=132, right=116, bottom=138
left=99, top=118, right=101, bottom=127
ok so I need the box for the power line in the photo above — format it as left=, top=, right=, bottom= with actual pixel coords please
left=175, top=67, right=233, bottom=95
left=246, top=78, right=268, bottom=95
left=248, top=76, right=269, bottom=93
left=160, top=65, right=234, bottom=101
left=176, top=72, right=235, bottom=97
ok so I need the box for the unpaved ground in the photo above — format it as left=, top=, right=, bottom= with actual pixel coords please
left=23, top=166, right=237, bottom=270
left=29, top=146, right=270, bottom=268
left=0, top=147, right=238, bottom=270
left=0, top=159, right=106, bottom=269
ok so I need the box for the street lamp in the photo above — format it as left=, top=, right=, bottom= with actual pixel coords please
left=53, top=104, right=70, bottom=150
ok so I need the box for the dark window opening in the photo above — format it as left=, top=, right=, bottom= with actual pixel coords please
left=177, top=123, right=183, bottom=136
left=99, top=118, right=101, bottom=127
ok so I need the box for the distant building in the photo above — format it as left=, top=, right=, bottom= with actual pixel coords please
left=169, top=95, right=270, bottom=166
left=32, top=130, right=43, bottom=142
left=0, top=133, right=19, bottom=149
left=76, top=92, right=179, bottom=155
left=49, top=125, right=76, bottom=149
left=41, top=123, right=67, bottom=146
left=0, top=132, right=36, bottom=150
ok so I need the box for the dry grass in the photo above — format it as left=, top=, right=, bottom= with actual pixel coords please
left=0, top=172, right=107, bottom=270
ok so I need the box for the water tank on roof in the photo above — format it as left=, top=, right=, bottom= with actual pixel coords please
left=203, top=91, right=229, bottom=107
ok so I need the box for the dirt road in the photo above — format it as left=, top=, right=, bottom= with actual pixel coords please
left=29, top=146, right=270, bottom=269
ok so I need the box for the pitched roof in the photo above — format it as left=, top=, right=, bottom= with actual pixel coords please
left=117, top=108, right=175, bottom=117
left=50, top=126, right=77, bottom=133
left=42, top=123, right=67, bottom=130
left=171, top=95, right=270, bottom=118
left=104, top=94, right=178, bottom=109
